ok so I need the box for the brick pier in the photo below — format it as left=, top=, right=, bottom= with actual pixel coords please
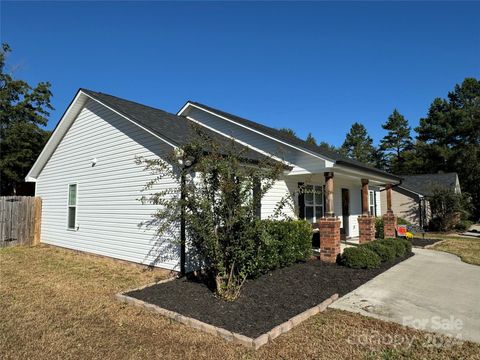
left=318, top=217, right=341, bottom=263
left=358, top=215, right=376, bottom=244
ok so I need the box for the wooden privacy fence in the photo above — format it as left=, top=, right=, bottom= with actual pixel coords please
left=0, top=196, right=42, bottom=248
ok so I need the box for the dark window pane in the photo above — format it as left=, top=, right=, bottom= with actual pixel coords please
left=315, top=186, right=323, bottom=204
left=68, top=207, right=76, bottom=229
left=305, top=206, right=314, bottom=223
left=315, top=206, right=323, bottom=220
left=305, top=192, right=314, bottom=205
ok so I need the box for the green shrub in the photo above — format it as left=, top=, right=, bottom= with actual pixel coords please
left=340, top=247, right=381, bottom=269
left=363, top=241, right=396, bottom=262
left=455, top=220, right=473, bottom=231
left=252, top=219, right=312, bottom=277
left=375, top=217, right=384, bottom=239
left=397, top=217, right=411, bottom=226
left=398, top=238, right=412, bottom=254
left=378, top=239, right=406, bottom=257
left=428, top=188, right=473, bottom=231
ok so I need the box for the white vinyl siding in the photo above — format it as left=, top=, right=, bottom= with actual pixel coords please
left=35, top=100, right=181, bottom=270
left=261, top=177, right=296, bottom=219
left=186, top=108, right=334, bottom=175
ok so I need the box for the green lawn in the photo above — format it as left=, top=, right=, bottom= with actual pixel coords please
left=1, top=245, right=479, bottom=359
left=428, top=234, right=480, bottom=266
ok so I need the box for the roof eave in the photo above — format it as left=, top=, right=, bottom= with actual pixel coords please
left=335, top=160, right=402, bottom=183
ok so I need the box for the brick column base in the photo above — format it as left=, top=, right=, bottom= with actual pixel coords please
left=358, top=216, right=376, bottom=244
left=383, top=212, right=397, bottom=239
left=318, top=217, right=341, bottom=263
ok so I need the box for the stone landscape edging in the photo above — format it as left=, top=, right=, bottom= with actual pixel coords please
left=115, top=285, right=339, bottom=350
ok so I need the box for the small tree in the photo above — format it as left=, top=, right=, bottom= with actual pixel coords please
left=428, top=188, right=473, bottom=231
left=137, top=127, right=285, bottom=300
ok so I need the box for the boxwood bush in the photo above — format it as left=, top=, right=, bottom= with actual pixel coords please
left=251, top=219, right=312, bottom=277
left=398, top=238, right=412, bottom=254
left=340, top=237, right=414, bottom=269
left=364, top=241, right=396, bottom=262
left=379, top=239, right=407, bottom=257
left=340, top=247, right=381, bottom=269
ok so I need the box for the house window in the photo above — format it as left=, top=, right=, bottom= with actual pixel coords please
left=68, top=184, right=77, bottom=229
left=368, top=190, right=376, bottom=216
left=304, top=185, right=324, bottom=223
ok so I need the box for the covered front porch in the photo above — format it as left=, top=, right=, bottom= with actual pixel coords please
left=285, top=166, right=401, bottom=262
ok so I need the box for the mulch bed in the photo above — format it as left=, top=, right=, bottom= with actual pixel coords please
left=127, top=253, right=413, bottom=338
left=410, top=237, right=442, bottom=248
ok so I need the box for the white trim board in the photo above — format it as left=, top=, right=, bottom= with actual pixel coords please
left=178, top=102, right=336, bottom=165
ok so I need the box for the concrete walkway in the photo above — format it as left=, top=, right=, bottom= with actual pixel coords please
left=330, top=248, right=480, bottom=343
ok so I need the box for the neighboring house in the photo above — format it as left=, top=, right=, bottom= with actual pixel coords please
left=26, top=89, right=401, bottom=271
left=380, top=172, right=461, bottom=228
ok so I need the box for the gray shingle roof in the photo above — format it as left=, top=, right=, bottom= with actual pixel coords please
left=188, top=101, right=401, bottom=181
left=401, top=173, right=459, bottom=196
left=78, top=89, right=400, bottom=180
left=80, top=89, right=273, bottom=165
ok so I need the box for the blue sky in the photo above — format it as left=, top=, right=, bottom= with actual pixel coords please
left=2, top=1, right=479, bottom=146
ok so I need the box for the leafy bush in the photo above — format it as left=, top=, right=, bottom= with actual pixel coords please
left=252, top=220, right=312, bottom=277
left=378, top=239, right=406, bottom=257
left=340, top=247, right=381, bottom=269
left=428, top=188, right=473, bottom=231
left=375, top=217, right=384, bottom=239
left=339, top=235, right=414, bottom=269
left=455, top=220, right=473, bottom=231
left=363, top=241, right=396, bottom=262
left=137, top=127, right=289, bottom=300
left=397, top=217, right=411, bottom=226
left=398, top=238, right=412, bottom=254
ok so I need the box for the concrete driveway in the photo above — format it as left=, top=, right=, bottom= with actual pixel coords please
left=330, top=248, right=480, bottom=343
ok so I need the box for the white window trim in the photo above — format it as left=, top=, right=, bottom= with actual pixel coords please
left=304, top=184, right=324, bottom=223
left=368, top=190, right=376, bottom=217
left=67, top=183, right=78, bottom=231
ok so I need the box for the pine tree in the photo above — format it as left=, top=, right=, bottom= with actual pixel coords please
left=305, top=132, right=316, bottom=146
left=340, top=122, right=376, bottom=165
left=415, top=78, right=480, bottom=217
left=379, top=109, right=413, bottom=174
left=278, top=128, right=297, bottom=139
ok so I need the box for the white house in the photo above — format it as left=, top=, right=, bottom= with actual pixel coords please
left=26, top=89, right=401, bottom=271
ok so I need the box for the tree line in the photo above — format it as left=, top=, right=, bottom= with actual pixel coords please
left=281, top=77, right=480, bottom=218
left=1, top=42, right=479, bottom=217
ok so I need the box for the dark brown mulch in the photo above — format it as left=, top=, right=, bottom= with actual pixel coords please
left=127, top=253, right=414, bottom=338
left=410, top=237, right=442, bottom=248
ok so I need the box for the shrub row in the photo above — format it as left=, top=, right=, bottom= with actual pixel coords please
left=339, top=238, right=412, bottom=269
left=250, top=219, right=312, bottom=277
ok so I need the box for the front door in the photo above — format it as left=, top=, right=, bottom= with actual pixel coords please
left=341, top=188, right=350, bottom=238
